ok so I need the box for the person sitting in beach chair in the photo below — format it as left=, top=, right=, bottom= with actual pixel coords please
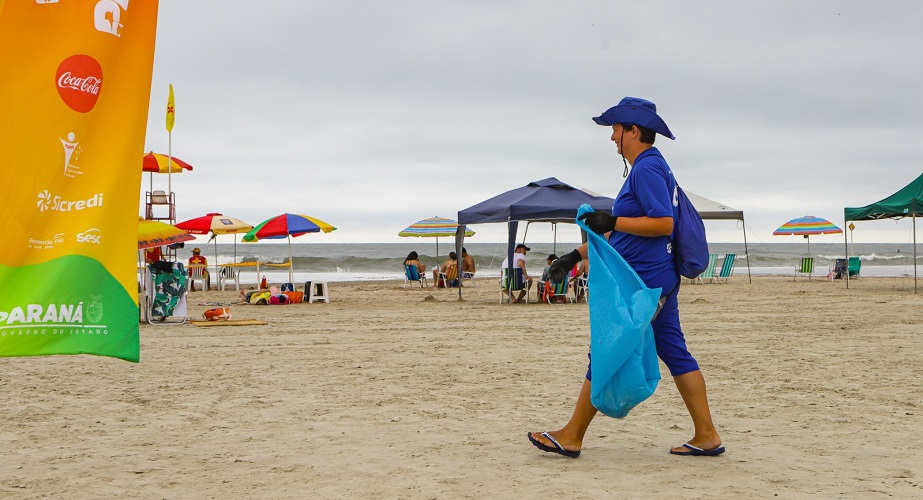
left=187, top=247, right=210, bottom=291
left=403, top=251, right=427, bottom=274
left=828, top=258, right=847, bottom=280
left=537, top=253, right=558, bottom=302
left=500, top=244, right=533, bottom=303
left=461, top=247, right=476, bottom=284
left=434, top=252, right=459, bottom=287
left=572, top=259, right=589, bottom=303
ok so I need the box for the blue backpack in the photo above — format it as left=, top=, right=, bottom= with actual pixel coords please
left=672, top=185, right=709, bottom=280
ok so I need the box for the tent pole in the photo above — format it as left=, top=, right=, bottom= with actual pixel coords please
left=742, top=215, right=752, bottom=284
left=505, top=220, right=518, bottom=304
left=455, top=226, right=465, bottom=300
left=553, top=222, right=557, bottom=254
left=522, top=221, right=530, bottom=245
left=844, top=215, right=850, bottom=289
left=914, top=216, right=918, bottom=294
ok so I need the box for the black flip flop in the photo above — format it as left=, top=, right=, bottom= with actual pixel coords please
left=528, top=432, right=581, bottom=458
left=670, top=443, right=725, bottom=456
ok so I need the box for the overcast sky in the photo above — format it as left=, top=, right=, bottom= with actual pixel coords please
left=141, top=1, right=923, bottom=245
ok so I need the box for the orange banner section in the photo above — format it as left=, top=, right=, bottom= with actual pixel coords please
left=0, top=1, right=159, bottom=362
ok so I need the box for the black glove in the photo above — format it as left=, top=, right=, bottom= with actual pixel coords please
left=548, top=249, right=582, bottom=283
left=578, top=211, right=618, bottom=235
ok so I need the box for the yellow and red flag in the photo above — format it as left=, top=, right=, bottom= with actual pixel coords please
left=0, top=1, right=160, bottom=362
left=166, top=83, right=175, bottom=132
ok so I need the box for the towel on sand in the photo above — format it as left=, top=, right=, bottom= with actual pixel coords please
left=577, top=204, right=661, bottom=418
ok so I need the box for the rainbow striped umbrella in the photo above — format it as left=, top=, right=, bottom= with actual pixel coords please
left=773, top=215, right=842, bottom=257
left=242, top=214, right=336, bottom=282
left=399, top=216, right=474, bottom=261
left=242, top=213, right=336, bottom=241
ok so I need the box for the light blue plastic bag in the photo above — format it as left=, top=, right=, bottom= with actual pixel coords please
left=577, top=204, right=662, bottom=418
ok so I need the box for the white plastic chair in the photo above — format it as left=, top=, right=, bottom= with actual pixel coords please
left=218, top=265, right=240, bottom=291
left=188, top=265, right=209, bottom=291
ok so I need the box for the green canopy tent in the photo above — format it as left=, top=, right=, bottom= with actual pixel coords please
left=844, top=172, right=923, bottom=293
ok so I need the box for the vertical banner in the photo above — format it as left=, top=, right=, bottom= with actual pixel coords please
left=0, top=1, right=160, bottom=362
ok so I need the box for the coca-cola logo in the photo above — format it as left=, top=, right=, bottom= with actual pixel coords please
left=55, top=55, right=103, bottom=113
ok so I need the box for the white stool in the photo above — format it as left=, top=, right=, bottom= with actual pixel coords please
left=308, top=281, right=329, bottom=303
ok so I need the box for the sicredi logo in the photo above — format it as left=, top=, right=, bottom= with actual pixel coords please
left=56, top=55, right=103, bottom=113
left=76, top=228, right=102, bottom=244
left=36, top=190, right=104, bottom=213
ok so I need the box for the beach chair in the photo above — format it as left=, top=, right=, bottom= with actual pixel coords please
left=218, top=265, right=240, bottom=291
left=438, top=264, right=459, bottom=288
left=710, top=253, right=736, bottom=283
left=545, top=276, right=573, bottom=304
left=145, top=262, right=188, bottom=324
left=848, top=256, right=861, bottom=278
left=188, top=264, right=209, bottom=291
left=693, top=253, right=718, bottom=284
left=573, top=273, right=588, bottom=303
left=500, top=267, right=531, bottom=304
left=461, top=269, right=476, bottom=287
left=403, top=264, right=428, bottom=288
left=794, top=257, right=814, bottom=281
left=828, top=258, right=847, bottom=280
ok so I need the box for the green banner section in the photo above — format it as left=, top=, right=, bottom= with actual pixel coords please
left=0, top=256, right=139, bottom=362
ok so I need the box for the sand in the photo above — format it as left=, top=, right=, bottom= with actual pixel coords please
left=1, top=276, right=921, bottom=498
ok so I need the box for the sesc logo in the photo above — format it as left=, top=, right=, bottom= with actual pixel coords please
left=56, top=55, right=103, bottom=113
left=76, top=228, right=102, bottom=244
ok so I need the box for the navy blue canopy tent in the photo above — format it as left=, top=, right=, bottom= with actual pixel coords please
left=454, top=177, right=616, bottom=298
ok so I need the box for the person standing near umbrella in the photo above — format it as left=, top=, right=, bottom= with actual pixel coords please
left=527, top=97, right=723, bottom=458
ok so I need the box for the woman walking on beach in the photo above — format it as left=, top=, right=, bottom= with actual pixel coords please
left=527, top=97, right=723, bottom=458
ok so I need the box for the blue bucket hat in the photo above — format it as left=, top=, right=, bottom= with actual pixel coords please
left=592, top=96, right=675, bottom=140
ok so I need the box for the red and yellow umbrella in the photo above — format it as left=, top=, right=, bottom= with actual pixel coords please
left=176, top=213, right=254, bottom=278
left=137, top=217, right=194, bottom=250
left=142, top=151, right=193, bottom=173
left=175, top=213, right=253, bottom=235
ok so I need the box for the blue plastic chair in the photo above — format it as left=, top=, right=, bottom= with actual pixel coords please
left=403, top=264, right=428, bottom=288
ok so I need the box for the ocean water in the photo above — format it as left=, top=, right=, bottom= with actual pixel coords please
left=167, top=241, right=921, bottom=284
